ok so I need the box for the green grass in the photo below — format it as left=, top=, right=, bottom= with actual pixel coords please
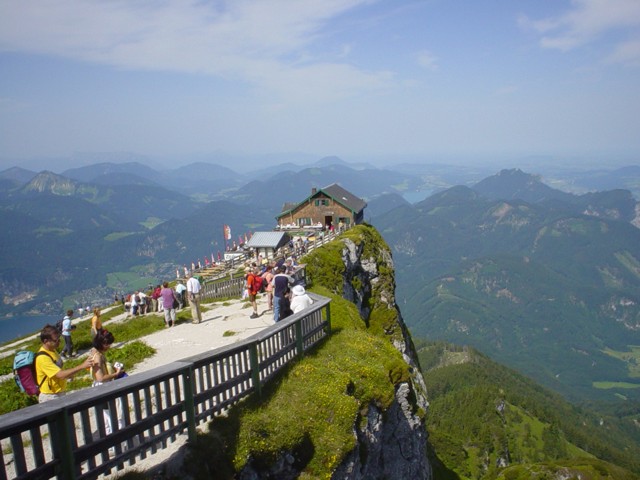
left=140, top=217, right=164, bottom=229
left=33, top=227, right=72, bottom=235
left=497, top=458, right=639, bottom=480
left=183, top=227, right=411, bottom=479
left=602, top=345, right=640, bottom=378
left=615, top=251, right=640, bottom=280
left=593, top=381, right=640, bottom=390
left=0, top=305, right=202, bottom=414
left=0, top=340, right=157, bottom=414
left=104, top=232, right=136, bottom=241
left=186, top=293, right=408, bottom=479
left=106, top=271, right=157, bottom=291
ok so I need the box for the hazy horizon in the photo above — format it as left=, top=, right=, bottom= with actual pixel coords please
left=1, top=150, right=638, bottom=176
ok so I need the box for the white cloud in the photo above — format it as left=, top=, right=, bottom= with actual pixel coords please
left=0, top=0, right=387, bottom=100
left=522, top=0, right=640, bottom=65
left=607, top=38, right=640, bottom=66
left=416, top=50, right=438, bottom=71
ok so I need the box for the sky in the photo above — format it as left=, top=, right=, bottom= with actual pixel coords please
left=1, top=0, right=639, bottom=171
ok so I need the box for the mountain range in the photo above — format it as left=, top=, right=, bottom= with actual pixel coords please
left=3, top=157, right=640, bottom=476
left=0, top=157, right=434, bottom=316
left=3, top=158, right=640, bottom=405
left=374, top=168, right=640, bottom=404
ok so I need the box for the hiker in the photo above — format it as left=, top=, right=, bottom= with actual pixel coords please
left=271, top=265, right=293, bottom=322
left=35, top=324, right=93, bottom=403
left=290, top=285, right=313, bottom=314
left=90, top=307, right=102, bottom=339
left=89, top=329, right=122, bottom=386
left=246, top=266, right=262, bottom=319
left=186, top=273, right=202, bottom=324
left=61, top=309, right=77, bottom=358
left=262, top=264, right=275, bottom=311
left=175, top=280, right=187, bottom=309
left=89, top=329, right=124, bottom=437
left=160, top=281, right=179, bottom=327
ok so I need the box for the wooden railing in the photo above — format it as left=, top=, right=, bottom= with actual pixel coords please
left=200, top=264, right=308, bottom=302
left=191, top=224, right=345, bottom=284
left=0, top=294, right=331, bottom=480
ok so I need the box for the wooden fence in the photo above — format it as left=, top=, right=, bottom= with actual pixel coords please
left=199, top=263, right=308, bottom=302
left=0, top=294, right=331, bottom=480
left=192, top=225, right=343, bottom=285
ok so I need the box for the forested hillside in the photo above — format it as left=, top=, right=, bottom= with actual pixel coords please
left=374, top=171, right=640, bottom=403
left=418, top=342, right=640, bottom=479
left=186, top=225, right=430, bottom=478
left=0, top=160, right=423, bottom=317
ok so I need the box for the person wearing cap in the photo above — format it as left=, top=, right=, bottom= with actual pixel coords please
left=290, top=285, right=313, bottom=314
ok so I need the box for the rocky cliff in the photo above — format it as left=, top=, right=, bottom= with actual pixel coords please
left=235, top=224, right=432, bottom=479
left=330, top=227, right=431, bottom=480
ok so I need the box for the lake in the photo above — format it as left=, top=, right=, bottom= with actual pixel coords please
left=0, top=315, right=60, bottom=344
left=402, top=190, right=432, bottom=204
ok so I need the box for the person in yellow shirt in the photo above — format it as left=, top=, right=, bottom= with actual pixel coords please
left=35, top=324, right=93, bottom=403
left=90, top=307, right=102, bottom=339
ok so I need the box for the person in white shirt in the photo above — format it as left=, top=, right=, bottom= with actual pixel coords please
left=186, top=273, right=202, bottom=324
left=137, top=291, right=148, bottom=314
left=175, top=280, right=187, bottom=309
left=290, top=285, right=313, bottom=314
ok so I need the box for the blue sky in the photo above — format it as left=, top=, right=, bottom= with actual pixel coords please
left=1, top=0, right=639, bottom=171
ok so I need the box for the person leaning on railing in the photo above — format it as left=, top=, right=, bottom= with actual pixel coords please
left=36, top=324, right=94, bottom=403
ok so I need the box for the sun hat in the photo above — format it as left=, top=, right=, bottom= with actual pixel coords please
left=292, top=285, right=306, bottom=296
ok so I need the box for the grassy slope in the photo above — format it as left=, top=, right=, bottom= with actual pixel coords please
left=0, top=305, right=207, bottom=413
left=184, top=225, right=414, bottom=479
left=418, top=341, right=640, bottom=479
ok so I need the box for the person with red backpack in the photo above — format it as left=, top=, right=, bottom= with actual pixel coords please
left=35, top=324, right=93, bottom=403
left=246, top=266, right=263, bottom=319
left=151, top=284, right=162, bottom=312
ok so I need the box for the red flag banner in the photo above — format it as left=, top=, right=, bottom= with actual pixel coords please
left=224, top=224, right=231, bottom=240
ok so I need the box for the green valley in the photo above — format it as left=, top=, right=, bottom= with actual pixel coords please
left=375, top=170, right=640, bottom=403
left=418, top=342, right=640, bottom=479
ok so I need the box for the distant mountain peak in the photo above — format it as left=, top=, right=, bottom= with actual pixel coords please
left=0, top=166, right=37, bottom=185
left=21, top=171, right=78, bottom=195
left=315, top=156, right=347, bottom=166
left=473, top=168, right=565, bottom=204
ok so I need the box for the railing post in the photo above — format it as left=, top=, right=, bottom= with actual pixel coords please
left=52, top=408, right=77, bottom=480
left=183, top=365, right=198, bottom=443
left=324, top=303, right=331, bottom=335
left=249, top=343, right=262, bottom=398
left=295, top=319, right=304, bottom=357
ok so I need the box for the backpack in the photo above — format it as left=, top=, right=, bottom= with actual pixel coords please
left=55, top=319, right=64, bottom=334
left=13, top=350, right=53, bottom=396
left=251, top=274, right=265, bottom=294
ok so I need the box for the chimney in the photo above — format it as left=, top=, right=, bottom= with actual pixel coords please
left=311, top=188, right=317, bottom=195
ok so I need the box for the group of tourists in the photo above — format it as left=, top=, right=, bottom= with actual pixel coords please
left=122, top=281, right=189, bottom=321
left=32, top=251, right=314, bottom=406
left=243, top=257, right=313, bottom=322
left=35, top=322, right=121, bottom=404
